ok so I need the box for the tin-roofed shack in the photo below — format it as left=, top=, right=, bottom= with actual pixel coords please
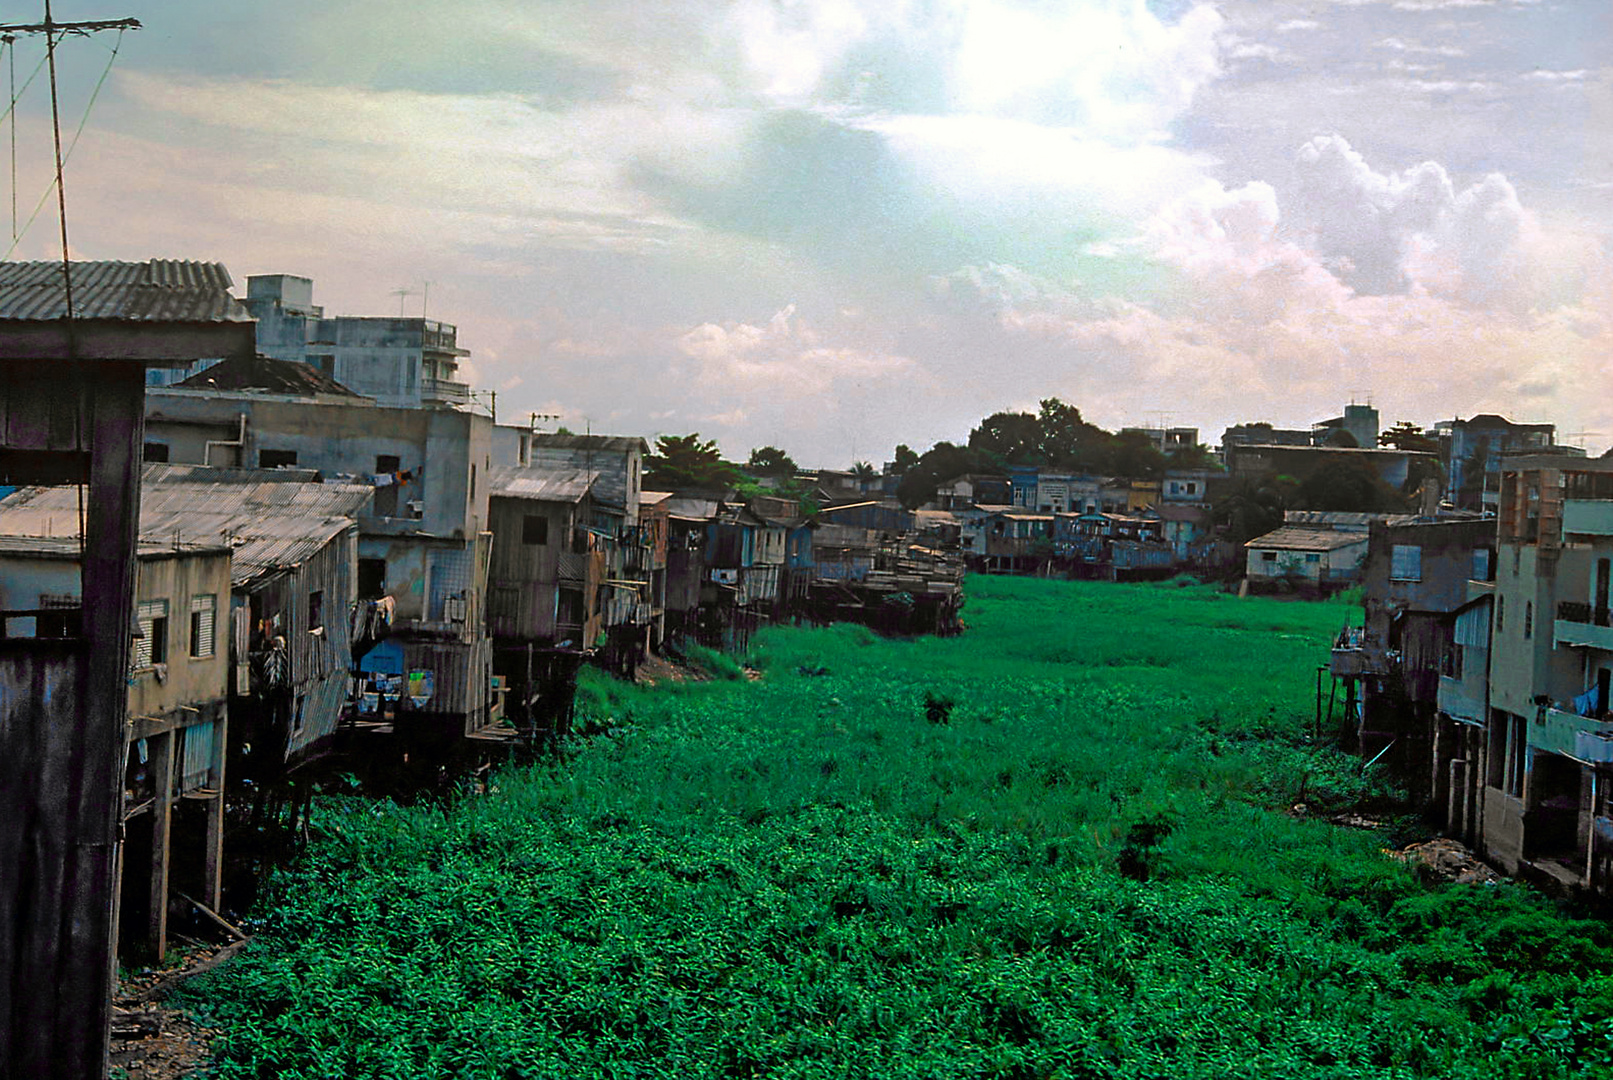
left=2, top=464, right=371, bottom=776
left=0, top=535, right=231, bottom=965
left=0, top=259, right=254, bottom=1080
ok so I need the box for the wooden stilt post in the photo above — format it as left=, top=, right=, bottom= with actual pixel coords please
left=203, top=715, right=228, bottom=911
left=147, top=728, right=175, bottom=963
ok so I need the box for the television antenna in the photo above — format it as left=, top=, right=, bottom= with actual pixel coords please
left=390, top=285, right=417, bottom=315
left=0, top=4, right=139, bottom=313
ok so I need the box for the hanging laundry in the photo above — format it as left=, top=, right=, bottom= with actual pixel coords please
left=372, top=473, right=395, bottom=487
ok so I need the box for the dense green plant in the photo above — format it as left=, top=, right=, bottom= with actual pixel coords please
left=190, top=578, right=1613, bottom=1078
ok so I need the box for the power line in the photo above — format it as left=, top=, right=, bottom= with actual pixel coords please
left=2, top=27, right=124, bottom=261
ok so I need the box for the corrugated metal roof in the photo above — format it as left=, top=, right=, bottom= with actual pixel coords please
left=665, top=497, right=721, bottom=521
left=489, top=465, right=599, bottom=503
left=0, top=260, right=251, bottom=323
left=0, top=534, right=226, bottom=559
left=0, top=464, right=369, bottom=586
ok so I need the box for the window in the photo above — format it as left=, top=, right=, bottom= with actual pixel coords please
left=522, top=514, right=549, bottom=545
left=1525, top=601, right=1533, bottom=640
left=357, top=558, right=387, bottom=601
left=470, top=463, right=477, bottom=499
left=1261, top=551, right=1277, bottom=562
left=1390, top=544, right=1422, bottom=582
left=1496, top=595, right=1505, bottom=632
left=374, top=454, right=400, bottom=517
left=134, top=600, right=168, bottom=669
left=1186, top=482, right=1197, bottom=495
left=259, top=449, right=298, bottom=468
left=518, top=434, right=530, bottom=466
left=143, top=441, right=170, bottom=463
left=1305, top=553, right=1320, bottom=564
left=189, top=594, right=216, bottom=658
left=308, top=590, right=324, bottom=632
left=311, top=354, right=335, bottom=377
left=1472, top=547, right=1494, bottom=582
left=1488, top=709, right=1527, bottom=797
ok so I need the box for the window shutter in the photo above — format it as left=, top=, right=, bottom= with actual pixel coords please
left=135, top=600, right=167, bottom=668
left=191, top=594, right=215, bottom=658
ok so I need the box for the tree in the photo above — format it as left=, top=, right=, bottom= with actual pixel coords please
left=645, top=433, right=741, bottom=491
left=1379, top=421, right=1439, bottom=454
left=850, top=461, right=877, bottom=481
left=1292, top=460, right=1407, bottom=513
left=746, top=445, right=799, bottom=478
left=1166, top=442, right=1222, bottom=471
left=890, top=444, right=919, bottom=476
left=1212, top=478, right=1292, bottom=547
left=1106, top=431, right=1168, bottom=479
left=968, top=411, right=1043, bottom=467
left=897, top=441, right=985, bottom=509
left=1036, top=398, right=1108, bottom=470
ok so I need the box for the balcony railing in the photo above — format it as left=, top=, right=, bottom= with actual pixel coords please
left=421, top=377, right=470, bottom=404
left=1559, top=601, right=1612, bottom=627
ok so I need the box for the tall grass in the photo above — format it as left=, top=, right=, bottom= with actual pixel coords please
left=190, top=577, right=1613, bottom=1078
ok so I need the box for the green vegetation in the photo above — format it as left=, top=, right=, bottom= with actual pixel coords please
left=192, top=579, right=1613, bottom=1078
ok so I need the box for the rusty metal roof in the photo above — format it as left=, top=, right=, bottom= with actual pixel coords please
left=1245, top=526, right=1369, bottom=552
left=0, top=260, right=250, bottom=323
left=0, top=464, right=370, bottom=587
left=489, top=465, right=599, bottom=503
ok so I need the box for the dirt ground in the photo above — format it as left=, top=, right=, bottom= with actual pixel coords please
left=109, top=939, right=247, bottom=1079
left=1389, top=837, right=1503, bottom=885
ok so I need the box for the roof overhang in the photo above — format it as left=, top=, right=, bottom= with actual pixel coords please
left=0, top=318, right=256, bottom=363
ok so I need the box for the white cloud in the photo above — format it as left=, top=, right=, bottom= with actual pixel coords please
left=1276, top=19, right=1322, bottom=32
left=1374, top=37, right=1466, bottom=57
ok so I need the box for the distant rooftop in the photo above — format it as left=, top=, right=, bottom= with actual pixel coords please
left=175, top=353, right=365, bottom=398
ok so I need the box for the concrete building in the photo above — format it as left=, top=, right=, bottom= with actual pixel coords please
left=1440, top=414, right=1557, bottom=511
left=1330, top=516, right=1497, bottom=813
left=239, top=274, right=475, bottom=409
left=145, top=378, right=498, bottom=747
left=1312, top=403, right=1380, bottom=449
left=1120, top=425, right=1199, bottom=456
left=1463, top=453, right=1613, bottom=891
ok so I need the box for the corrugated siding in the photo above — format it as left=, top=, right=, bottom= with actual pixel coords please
left=178, top=720, right=217, bottom=791
left=1456, top=604, right=1492, bottom=648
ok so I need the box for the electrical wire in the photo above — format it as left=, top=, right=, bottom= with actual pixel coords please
left=1, top=28, right=121, bottom=261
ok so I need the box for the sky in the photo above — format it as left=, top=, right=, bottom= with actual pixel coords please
left=6, top=0, right=1610, bottom=466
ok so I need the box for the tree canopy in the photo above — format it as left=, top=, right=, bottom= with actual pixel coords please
left=746, top=445, right=799, bottom=478
left=644, top=434, right=741, bottom=492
